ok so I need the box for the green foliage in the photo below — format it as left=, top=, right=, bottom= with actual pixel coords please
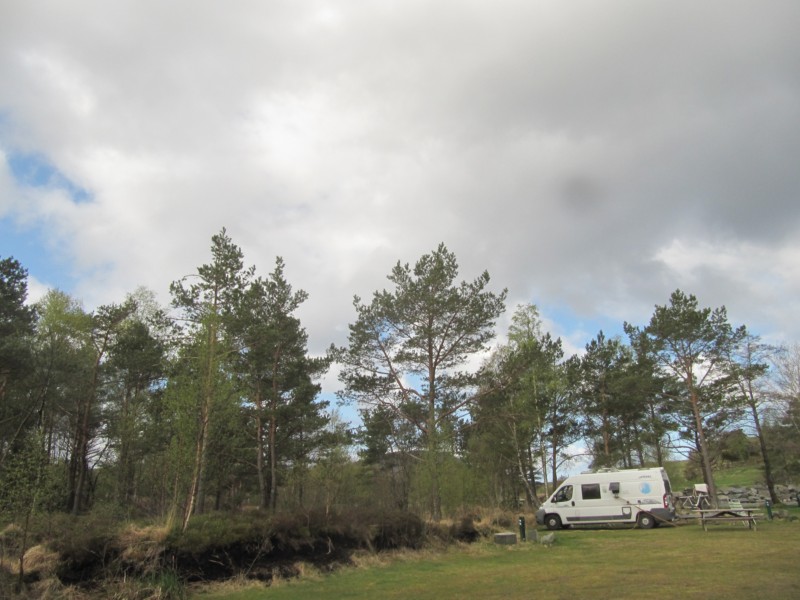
left=629, top=290, right=749, bottom=501
left=167, top=507, right=425, bottom=555
left=0, top=255, right=36, bottom=397
left=0, top=429, right=48, bottom=515
left=718, top=429, right=757, bottom=462
left=470, top=304, right=576, bottom=509
left=339, top=244, right=506, bottom=520
left=45, top=512, right=121, bottom=584
left=167, top=512, right=273, bottom=555
left=577, top=330, right=670, bottom=469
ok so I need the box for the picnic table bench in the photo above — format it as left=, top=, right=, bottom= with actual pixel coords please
left=694, top=502, right=760, bottom=531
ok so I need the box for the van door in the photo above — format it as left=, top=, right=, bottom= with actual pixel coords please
left=575, top=483, right=602, bottom=523
left=550, top=484, right=576, bottom=523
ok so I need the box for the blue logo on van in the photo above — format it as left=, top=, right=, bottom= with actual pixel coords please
left=639, top=482, right=652, bottom=494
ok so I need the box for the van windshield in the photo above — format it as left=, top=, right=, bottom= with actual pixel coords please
left=552, top=485, right=573, bottom=503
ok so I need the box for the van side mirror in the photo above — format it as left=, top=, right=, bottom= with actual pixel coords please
left=609, top=482, right=620, bottom=496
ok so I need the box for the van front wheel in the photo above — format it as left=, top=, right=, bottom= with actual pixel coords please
left=545, top=514, right=562, bottom=530
left=637, top=512, right=655, bottom=529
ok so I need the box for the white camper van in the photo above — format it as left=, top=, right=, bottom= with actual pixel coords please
left=535, top=467, right=676, bottom=530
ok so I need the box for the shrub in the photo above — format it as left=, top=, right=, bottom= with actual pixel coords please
left=0, top=523, right=25, bottom=557
left=368, top=509, right=426, bottom=550
left=167, top=511, right=272, bottom=556
left=490, top=512, right=514, bottom=529
left=450, top=516, right=480, bottom=543
left=47, top=513, right=121, bottom=585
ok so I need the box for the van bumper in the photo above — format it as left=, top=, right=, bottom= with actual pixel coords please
left=535, top=508, right=546, bottom=525
left=651, top=507, right=676, bottom=522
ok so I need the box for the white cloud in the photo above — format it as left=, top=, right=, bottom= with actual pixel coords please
left=1, top=0, right=799, bottom=392
left=653, top=238, right=800, bottom=343
left=25, top=274, right=49, bottom=305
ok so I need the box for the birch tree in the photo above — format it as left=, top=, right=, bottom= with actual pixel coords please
left=170, top=228, right=251, bottom=528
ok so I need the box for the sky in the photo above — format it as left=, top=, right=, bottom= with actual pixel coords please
left=2, top=1, right=800, bottom=408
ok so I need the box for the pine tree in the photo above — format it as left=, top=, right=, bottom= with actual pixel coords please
left=338, top=244, right=505, bottom=520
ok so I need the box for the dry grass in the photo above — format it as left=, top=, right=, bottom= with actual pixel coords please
left=117, top=523, right=170, bottom=572
left=21, top=544, right=60, bottom=576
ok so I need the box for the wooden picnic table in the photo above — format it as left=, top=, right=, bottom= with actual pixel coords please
left=693, top=508, right=759, bottom=531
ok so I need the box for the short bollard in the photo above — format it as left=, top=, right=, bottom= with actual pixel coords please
left=518, top=516, right=526, bottom=541
left=765, top=500, right=773, bottom=520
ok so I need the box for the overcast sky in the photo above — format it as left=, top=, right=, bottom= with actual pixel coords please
left=2, top=1, right=800, bottom=391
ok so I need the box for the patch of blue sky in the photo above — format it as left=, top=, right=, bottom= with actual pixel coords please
left=539, top=302, right=629, bottom=353
left=0, top=216, right=76, bottom=293
left=7, top=150, right=92, bottom=203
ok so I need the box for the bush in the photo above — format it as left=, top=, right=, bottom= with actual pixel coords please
left=51, top=523, right=117, bottom=584
left=450, top=516, right=480, bottom=543
left=368, top=509, right=426, bottom=550
left=490, top=512, right=515, bottom=529
left=167, top=511, right=272, bottom=556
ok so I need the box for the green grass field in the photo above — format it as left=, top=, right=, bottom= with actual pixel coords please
left=664, top=461, right=767, bottom=491
left=198, top=517, right=800, bottom=600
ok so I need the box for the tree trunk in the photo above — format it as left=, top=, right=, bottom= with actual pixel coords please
left=537, top=425, right=549, bottom=496
left=72, top=347, right=104, bottom=514
left=749, top=401, right=779, bottom=504
left=268, top=412, right=278, bottom=511
left=427, top=363, right=442, bottom=521
left=689, top=383, right=718, bottom=505
left=196, top=414, right=210, bottom=514
left=601, top=399, right=611, bottom=458
left=649, top=403, right=664, bottom=466
left=267, top=347, right=283, bottom=512
left=117, top=386, right=133, bottom=505
left=510, top=419, right=540, bottom=508
left=182, top=412, right=206, bottom=531
left=632, top=423, right=645, bottom=466
left=184, top=322, right=217, bottom=530
left=254, top=383, right=268, bottom=510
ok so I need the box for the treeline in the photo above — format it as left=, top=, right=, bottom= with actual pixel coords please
left=1, top=231, right=799, bottom=532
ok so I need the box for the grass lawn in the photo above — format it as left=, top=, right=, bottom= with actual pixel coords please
left=712, top=464, right=768, bottom=489
left=198, top=518, right=800, bottom=600
left=665, top=460, right=767, bottom=492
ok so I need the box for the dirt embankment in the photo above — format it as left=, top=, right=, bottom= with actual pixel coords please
left=2, top=509, right=485, bottom=596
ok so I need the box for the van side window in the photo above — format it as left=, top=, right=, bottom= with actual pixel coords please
left=553, top=485, right=573, bottom=503
left=581, top=483, right=601, bottom=500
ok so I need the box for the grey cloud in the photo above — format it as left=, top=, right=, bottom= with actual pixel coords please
left=1, top=0, right=799, bottom=360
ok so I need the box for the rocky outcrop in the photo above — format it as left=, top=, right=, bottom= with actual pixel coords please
left=718, top=484, right=800, bottom=507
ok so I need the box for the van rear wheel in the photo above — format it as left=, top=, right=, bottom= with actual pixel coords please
left=637, top=512, right=655, bottom=529
left=545, top=514, right=562, bottom=530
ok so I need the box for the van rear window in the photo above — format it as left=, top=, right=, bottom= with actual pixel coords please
left=581, top=483, right=601, bottom=500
